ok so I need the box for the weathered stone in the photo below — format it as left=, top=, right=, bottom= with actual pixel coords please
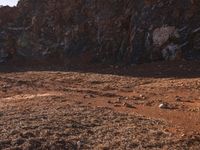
left=0, top=0, right=200, bottom=64
left=153, top=26, right=178, bottom=47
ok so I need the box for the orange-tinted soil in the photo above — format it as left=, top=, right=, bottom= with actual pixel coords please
left=0, top=61, right=200, bottom=149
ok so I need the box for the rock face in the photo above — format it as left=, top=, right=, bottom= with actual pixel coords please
left=0, top=0, right=200, bottom=64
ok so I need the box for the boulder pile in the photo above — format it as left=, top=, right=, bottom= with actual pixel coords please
left=0, top=0, right=200, bottom=64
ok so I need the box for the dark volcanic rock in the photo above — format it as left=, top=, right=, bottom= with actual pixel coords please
left=0, top=0, right=200, bottom=64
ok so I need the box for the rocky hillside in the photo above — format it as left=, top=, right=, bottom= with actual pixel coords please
left=0, top=0, right=200, bottom=64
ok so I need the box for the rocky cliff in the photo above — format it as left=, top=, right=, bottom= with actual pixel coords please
left=0, top=0, right=200, bottom=64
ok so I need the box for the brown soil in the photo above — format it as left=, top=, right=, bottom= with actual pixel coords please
left=0, top=61, right=200, bottom=149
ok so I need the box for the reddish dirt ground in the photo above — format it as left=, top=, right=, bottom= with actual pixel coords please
left=0, top=61, right=200, bottom=149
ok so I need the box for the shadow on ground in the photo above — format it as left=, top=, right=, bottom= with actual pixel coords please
left=0, top=60, right=200, bottom=79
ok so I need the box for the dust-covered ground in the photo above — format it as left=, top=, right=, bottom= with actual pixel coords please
left=0, top=61, right=200, bottom=149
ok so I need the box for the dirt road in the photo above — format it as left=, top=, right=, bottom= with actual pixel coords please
left=0, top=61, right=200, bottom=149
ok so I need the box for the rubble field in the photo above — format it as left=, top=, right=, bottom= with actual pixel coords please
left=0, top=61, right=200, bottom=149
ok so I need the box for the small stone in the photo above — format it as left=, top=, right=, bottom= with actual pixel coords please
left=123, top=103, right=136, bottom=108
left=114, top=104, right=121, bottom=107
left=77, top=141, right=82, bottom=149
left=139, top=94, right=143, bottom=97
left=181, top=134, right=186, bottom=137
left=125, top=97, right=129, bottom=100
left=175, top=96, right=181, bottom=101
left=139, top=94, right=146, bottom=100
left=117, top=97, right=123, bottom=101
left=132, top=96, right=137, bottom=100
left=159, top=103, right=177, bottom=109
left=159, top=103, right=166, bottom=109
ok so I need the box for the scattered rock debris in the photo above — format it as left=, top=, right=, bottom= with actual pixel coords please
left=0, top=67, right=200, bottom=149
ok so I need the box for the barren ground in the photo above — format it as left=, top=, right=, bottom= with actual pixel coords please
left=0, top=61, right=200, bottom=149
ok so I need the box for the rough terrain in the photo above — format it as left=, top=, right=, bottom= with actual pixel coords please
left=0, top=0, right=200, bottom=149
left=1, top=0, right=200, bottom=64
left=0, top=61, right=200, bottom=149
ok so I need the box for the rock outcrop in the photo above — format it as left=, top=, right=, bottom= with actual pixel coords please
left=0, top=0, right=200, bottom=64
